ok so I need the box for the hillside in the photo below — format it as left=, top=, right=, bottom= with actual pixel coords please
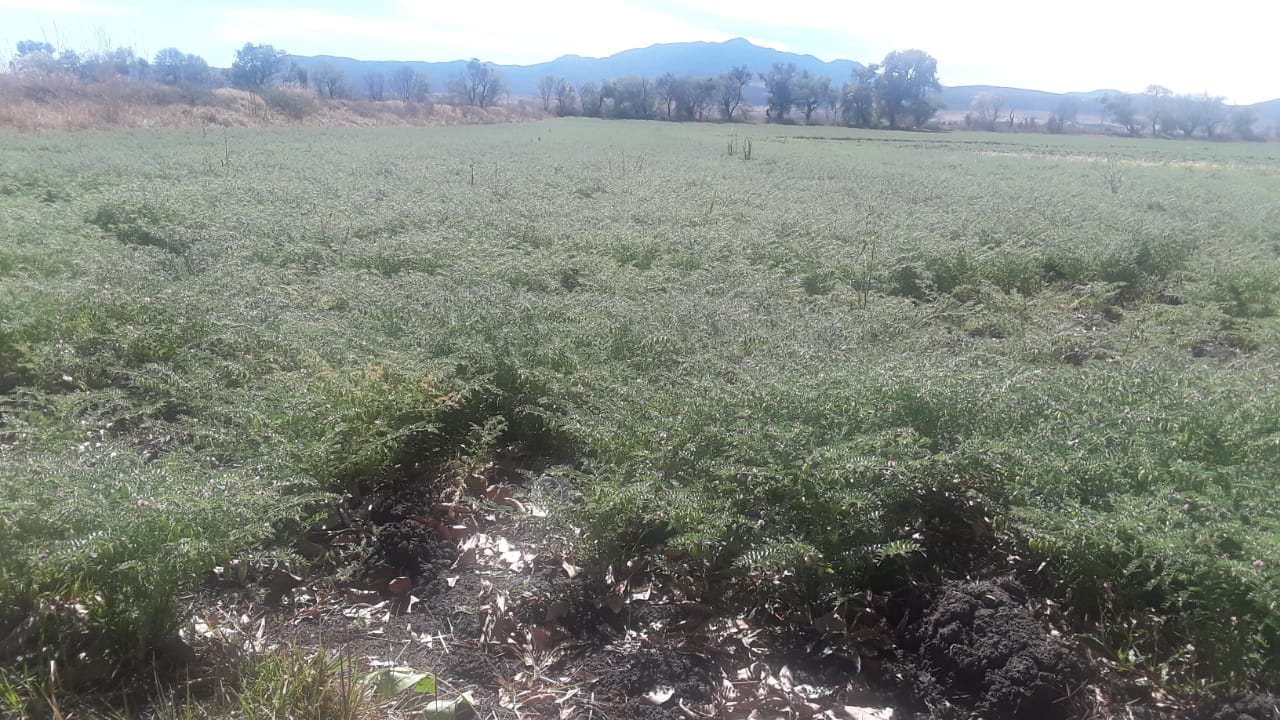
left=288, top=38, right=862, bottom=98
left=1252, top=98, right=1280, bottom=129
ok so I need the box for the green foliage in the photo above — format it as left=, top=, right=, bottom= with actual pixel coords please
left=231, top=43, right=286, bottom=91
left=1, top=122, right=1278, bottom=693
left=87, top=201, right=187, bottom=254
left=0, top=451, right=308, bottom=662
left=1209, top=265, right=1280, bottom=318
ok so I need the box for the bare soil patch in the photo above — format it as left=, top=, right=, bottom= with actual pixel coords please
left=172, top=463, right=1266, bottom=720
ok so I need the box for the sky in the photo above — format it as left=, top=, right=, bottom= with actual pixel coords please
left=2, top=0, right=1277, bottom=103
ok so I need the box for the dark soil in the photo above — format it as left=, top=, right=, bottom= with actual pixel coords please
left=357, top=477, right=460, bottom=583
left=888, top=578, right=1090, bottom=719
left=593, top=647, right=716, bottom=719
left=1195, top=692, right=1280, bottom=720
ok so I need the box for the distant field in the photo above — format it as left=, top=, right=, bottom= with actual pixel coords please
left=2, top=120, right=1279, bottom=695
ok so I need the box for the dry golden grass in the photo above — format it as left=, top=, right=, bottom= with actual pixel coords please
left=0, top=72, right=545, bottom=131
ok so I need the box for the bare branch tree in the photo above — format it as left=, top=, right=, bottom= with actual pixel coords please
left=365, top=71, right=385, bottom=101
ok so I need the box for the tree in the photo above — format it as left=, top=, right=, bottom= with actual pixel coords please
left=602, top=76, right=654, bottom=119
left=761, top=62, right=798, bottom=122
left=55, top=49, right=81, bottom=75
left=908, top=96, right=941, bottom=128
left=1199, top=94, right=1228, bottom=138
left=312, top=62, right=347, bottom=99
left=969, top=91, right=1004, bottom=130
left=665, top=76, right=716, bottom=121
left=656, top=73, right=678, bottom=120
left=389, top=68, right=431, bottom=101
left=717, top=65, right=752, bottom=121
left=1229, top=106, right=1258, bottom=140
left=793, top=71, right=833, bottom=124
left=1046, top=96, right=1078, bottom=133
left=1103, top=93, right=1140, bottom=135
left=153, top=47, right=186, bottom=84
left=16, top=40, right=55, bottom=57
left=537, top=75, right=561, bottom=112
left=554, top=78, right=576, bottom=116
left=875, top=49, right=940, bottom=129
left=579, top=82, right=604, bottom=117
left=448, top=59, right=506, bottom=107
left=284, top=61, right=309, bottom=87
left=231, top=43, right=286, bottom=91
left=390, top=66, right=417, bottom=101
left=690, top=77, right=718, bottom=120
left=365, top=71, right=386, bottom=101
left=825, top=88, right=841, bottom=124
left=1143, top=84, right=1172, bottom=136
left=410, top=73, right=432, bottom=101
left=841, top=64, right=878, bottom=128
left=72, top=47, right=147, bottom=82
left=12, top=41, right=75, bottom=74
left=153, top=48, right=211, bottom=87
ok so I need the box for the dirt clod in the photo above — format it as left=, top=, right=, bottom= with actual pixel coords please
left=899, top=579, right=1089, bottom=719
left=361, top=481, right=456, bottom=581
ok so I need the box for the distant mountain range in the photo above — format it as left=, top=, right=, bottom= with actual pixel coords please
left=289, top=38, right=859, bottom=105
left=288, top=38, right=1280, bottom=125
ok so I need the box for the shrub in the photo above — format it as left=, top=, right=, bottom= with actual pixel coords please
left=261, top=87, right=319, bottom=120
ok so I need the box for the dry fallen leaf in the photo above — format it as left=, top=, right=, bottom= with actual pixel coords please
left=831, top=707, right=894, bottom=720
left=344, top=589, right=381, bottom=604
left=777, top=665, right=795, bottom=694
left=545, top=599, right=570, bottom=625
left=264, top=570, right=303, bottom=605
left=484, top=484, right=513, bottom=502
left=529, top=626, right=553, bottom=651
left=452, top=547, right=478, bottom=570
left=643, top=686, right=676, bottom=705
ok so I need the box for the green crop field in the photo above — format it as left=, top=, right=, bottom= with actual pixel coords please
left=2, top=120, right=1279, bottom=710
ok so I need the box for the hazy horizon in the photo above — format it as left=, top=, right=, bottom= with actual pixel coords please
left=2, top=0, right=1277, bottom=104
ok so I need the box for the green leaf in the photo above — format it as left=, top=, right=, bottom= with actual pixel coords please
left=414, top=672, right=438, bottom=694
left=370, top=666, right=436, bottom=698
left=420, top=691, right=474, bottom=719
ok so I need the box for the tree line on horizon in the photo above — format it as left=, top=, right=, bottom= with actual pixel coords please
left=1101, top=86, right=1260, bottom=140
left=525, top=48, right=944, bottom=130
left=7, top=40, right=941, bottom=128
left=6, top=39, right=1268, bottom=139
left=965, top=87, right=1261, bottom=140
